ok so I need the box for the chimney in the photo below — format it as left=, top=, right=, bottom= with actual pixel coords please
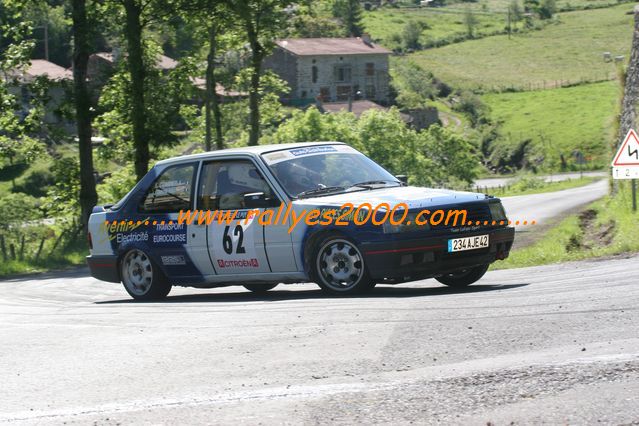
left=362, top=33, right=372, bottom=46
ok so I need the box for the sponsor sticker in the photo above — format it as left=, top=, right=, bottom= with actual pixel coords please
left=161, top=255, right=186, bottom=266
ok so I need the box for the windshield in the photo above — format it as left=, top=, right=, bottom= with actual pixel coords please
left=262, top=145, right=400, bottom=198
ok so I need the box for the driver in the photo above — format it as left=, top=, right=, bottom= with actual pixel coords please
left=275, top=155, right=327, bottom=196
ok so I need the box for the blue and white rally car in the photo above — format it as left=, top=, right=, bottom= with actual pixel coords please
left=87, top=142, right=514, bottom=300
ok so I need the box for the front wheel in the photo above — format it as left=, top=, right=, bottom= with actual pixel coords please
left=120, top=249, right=171, bottom=300
left=311, top=234, right=373, bottom=295
left=435, top=264, right=489, bottom=288
left=243, top=284, right=278, bottom=293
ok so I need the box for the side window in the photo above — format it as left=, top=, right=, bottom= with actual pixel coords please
left=198, top=160, right=276, bottom=210
left=140, top=164, right=196, bottom=213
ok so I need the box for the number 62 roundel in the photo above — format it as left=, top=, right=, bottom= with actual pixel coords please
left=211, top=214, right=263, bottom=272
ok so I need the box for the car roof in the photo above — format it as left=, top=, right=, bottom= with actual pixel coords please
left=155, top=141, right=347, bottom=166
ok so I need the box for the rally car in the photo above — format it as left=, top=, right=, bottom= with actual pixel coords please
left=87, top=142, right=514, bottom=300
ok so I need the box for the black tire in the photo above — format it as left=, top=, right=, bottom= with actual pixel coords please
left=243, top=284, right=278, bottom=293
left=310, top=233, right=373, bottom=295
left=120, top=249, right=171, bottom=301
left=435, top=264, right=490, bottom=288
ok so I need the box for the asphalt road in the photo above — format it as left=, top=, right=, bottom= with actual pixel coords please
left=1, top=253, right=638, bottom=425
left=499, top=179, right=609, bottom=249
left=474, top=171, right=607, bottom=189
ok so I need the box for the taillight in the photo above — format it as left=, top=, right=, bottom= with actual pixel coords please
left=87, top=232, right=93, bottom=250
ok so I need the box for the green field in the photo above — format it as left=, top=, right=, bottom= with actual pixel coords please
left=443, top=0, right=631, bottom=12
left=409, top=4, right=634, bottom=90
left=363, top=7, right=507, bottom=49
left=482, top=81, right=618, bottom=169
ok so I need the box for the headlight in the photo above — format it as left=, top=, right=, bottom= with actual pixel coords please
left=489, top=202, right=507, bottom=222
left=382, top=212, right=430, bottom=233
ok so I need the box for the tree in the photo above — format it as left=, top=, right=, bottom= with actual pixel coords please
left=391, top=60, right=436, bottom=109
left=402, top=21, right=422, bottom=51
left=195, top=0, right=232, bottom=151
left=509, top=0, right=523, bottom=28
left=71, top=0, right=98, bottom=231
left=204, top=21, right=224, bottom=151
left=227, top=0, right=294, bottom=146
left=121, top=0, right=149, bottom=180
left=538, top=0, right=556, bottom=19
left=332, top=0, right=364, bottom=37
left=0, top=0, right=43, bottom=191
left=267, top=108, right=479, bottom=187
left=463, top=9, right=478, bottom=38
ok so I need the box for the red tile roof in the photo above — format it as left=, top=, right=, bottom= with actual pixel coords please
left=276, top=38, right=391, bottom=56
left=91, top=52, right=177, bottom=70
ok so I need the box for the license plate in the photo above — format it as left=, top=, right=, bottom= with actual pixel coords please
left=448, top=235, right=489, bottom=252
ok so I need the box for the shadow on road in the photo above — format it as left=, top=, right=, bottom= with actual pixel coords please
left=0, top=266, right=89, bottom=283
left=95, top=283, right=529, bottom=304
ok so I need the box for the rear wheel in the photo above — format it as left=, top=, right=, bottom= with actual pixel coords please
left=120, top=249, right=171, bottom=300
left=311, top=234, right=373, bottom=295
left=243, top=284, right=278, bottom=293
left=435, top=264, right=489, bottom=288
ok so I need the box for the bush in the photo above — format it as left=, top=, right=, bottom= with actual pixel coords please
left=12, top=169, right=55, bottom=197
left=266, top=107, right=480, bottom=187
left=0, top=193, right=42, bottom=230
left=402, top=20, right=423, bottom=50
left=97, top=164, right=137, bottom=205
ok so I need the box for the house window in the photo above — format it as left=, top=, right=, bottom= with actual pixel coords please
left=334, top=65, right=351, bottom=83
left=319, top=87, right=330, bottom=100
left=312, top=66, right=318, bottom=84
left=366, top=63, right=375, bottom=76
left=366, top=84, right=376, bottom=99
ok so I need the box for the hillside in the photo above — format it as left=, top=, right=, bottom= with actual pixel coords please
left=407, top=4, right=634, bottom=90
left=482, top=81, right=618, bottom=169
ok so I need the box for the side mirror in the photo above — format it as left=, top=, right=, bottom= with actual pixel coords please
left=244, top=192, right=278, bottom=209
left=396, top=175, right=408, bottom=185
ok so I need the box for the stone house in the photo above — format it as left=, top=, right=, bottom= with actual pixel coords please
left=263, top=36, right=391, bottom=105
left=87, top=51, right=244, bottom=102
left=5, top=59, right=75, bottom=133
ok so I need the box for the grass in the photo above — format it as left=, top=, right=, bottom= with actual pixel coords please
left=0, top=241, right=87, bottom=277
left=443, top=0, right=633, bottom=13
left=409, top=4, right=634, bottom=90
left=487, top=176, right=600, bottom=197
left=495, top=180, right=639, bottom=269
left=363, top=7, right=507, bottom=49
left=482, top=81, right=619, bottom=169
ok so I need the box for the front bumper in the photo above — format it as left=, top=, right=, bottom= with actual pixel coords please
left=86, top=254, right=120, bottom=283
left=361, top=227, right=515, bottom=282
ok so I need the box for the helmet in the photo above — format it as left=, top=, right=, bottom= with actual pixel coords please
left=226, top=163, right=268, bottom=191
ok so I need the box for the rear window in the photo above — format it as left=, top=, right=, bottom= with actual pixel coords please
left=140, top=163, right=196, bottom=213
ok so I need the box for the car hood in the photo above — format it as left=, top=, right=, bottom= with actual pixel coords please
left=294, top=186, right=487, bottom=209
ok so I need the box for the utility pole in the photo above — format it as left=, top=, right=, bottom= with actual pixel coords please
left=507, top=7, right=511, bottom=39
left=44, top=22, right=49, bottom=61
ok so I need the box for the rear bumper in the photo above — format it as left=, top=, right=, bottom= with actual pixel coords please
left=86, top=254, right=120, bottom=283
left=361, top=227, right=515, bottom=282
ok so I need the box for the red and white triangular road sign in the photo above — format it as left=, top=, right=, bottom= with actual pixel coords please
left=613, top=129, right=639, bottom=166
left=612, top=129, right=639, bottom=179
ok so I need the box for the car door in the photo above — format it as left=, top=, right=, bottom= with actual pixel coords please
left=198, top=159, right=279, bottom=275
left=137, top=162, right=208, bottom=278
